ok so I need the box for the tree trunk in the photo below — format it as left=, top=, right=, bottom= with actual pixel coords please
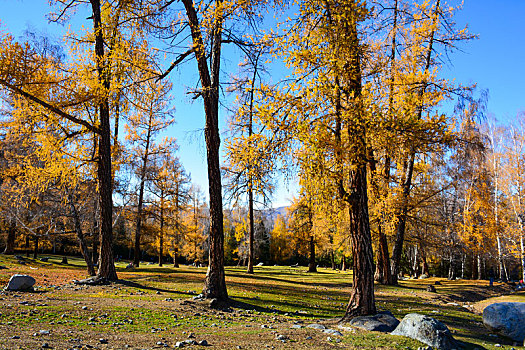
left=91, top=0, right=117, bottom=281
left=308, top=235, right=317, bottom=273
left=521, top=232, right=525, bottom=282
left=159, top=195, right=164, bottom=267
left=3, top=220, right=16, bottom=255
left=247, top=187, right=254, bottom=274
left=133, top=112, right=153, bottom=268
left=342, top=255, right=347, bottom=271
left=92, top=194, right=99, bottom=266
left=33, top=235, right=38, bottom=259
left=331, top=250, right=336, bottom=270
left=25, top=235, right=30, bottom=257
left=448, top=255, right=454, bottom=280
left=412, top=245, right=419, bottom=278
left=496, top=234, right=504, bottom=280
left=68, top=189, right=96, bottom=276
left=182, top=0, right=227, bottom=300
left=173, top=247, right=179, bottom=268
left=372, top=0, right=397, bottom=287
left=419, top=243, right=429, bottom=276
left=390, top=0, right=439, bottom=286
left=342, top=166, right=377, bottom=319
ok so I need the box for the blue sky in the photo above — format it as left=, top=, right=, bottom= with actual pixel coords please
left=0, top=0, right=524, bottom=208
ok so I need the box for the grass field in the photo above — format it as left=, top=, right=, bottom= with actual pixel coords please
left=0, top=254, right=523, bottom=349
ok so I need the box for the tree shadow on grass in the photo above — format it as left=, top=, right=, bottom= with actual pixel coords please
left=114, top=279, right=197, bottom=296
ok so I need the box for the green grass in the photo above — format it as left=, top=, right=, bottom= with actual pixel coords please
left=0, top=254, right=523, bottom=349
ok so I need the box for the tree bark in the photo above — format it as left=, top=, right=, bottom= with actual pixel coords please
left=419, top=243, right=429, bottom=276
left=3, top=220, right=16, bottom=255
left=91, top=0, right=117, bottom=281
left=67, top=189, right=96, bottom=276
left=308, top=235, right=317, bottom=272
left=159, top=194, right=164, bottom=267
left=91, top=193, right=99, bottom=266
left=247, top=187, right=254, bottom=274
left=33, top=235, right=39, bottom=259
left=369, top=151, right=392, bottom=285
left=181, top=0, right=227, bottom=300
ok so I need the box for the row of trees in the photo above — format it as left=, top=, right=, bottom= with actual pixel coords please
left=0, top=0, right=523, bottom=320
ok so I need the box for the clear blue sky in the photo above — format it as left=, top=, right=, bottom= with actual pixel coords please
left=0, top=1, right=524, bottom=208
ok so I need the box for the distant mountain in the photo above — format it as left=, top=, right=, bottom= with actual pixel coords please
left=264, top=206, right=288, bottom=222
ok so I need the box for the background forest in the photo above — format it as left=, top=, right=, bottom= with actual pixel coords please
left=0, top=0, right=524, bottom=310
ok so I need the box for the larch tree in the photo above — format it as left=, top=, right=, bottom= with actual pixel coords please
left=264, top=0, right=377, bottom=317
left=146, top=140, right=191, bottom=267
left=224, top=46, right=277, bottom=274
left=0, top=0, right=162, bottom=280
left=125, top=78, right=174, bottom=267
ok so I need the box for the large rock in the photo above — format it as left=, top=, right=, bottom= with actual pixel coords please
left=391, top=313, right=459, bottom=350
left=344, top=311, right=400, bottom=332
left=5, top=274, right=36, bottom=291
left=483, top=302, right=525, bottom=342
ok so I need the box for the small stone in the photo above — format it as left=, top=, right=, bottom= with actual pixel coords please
left=494, top=345, right=501, bottom=348
left=40, top=330, right=50, bottom=335
left=275, top=335, right=288, bottom=341
left=323, top=329, right=343, bottom=336
left=291, top=325, right=303, bottom=329
left=306, top=323, right=326, bottom=330
left=41, top=343, right=52, bottom=348
left=175, top=342, right=184, bottom=348
left=11, top=336, right=20, bottom=339
left=99, top=338, right=108, bottom=344
left=199, top=340, right=209, bottom=346
left=306, top=336, right=312, bottom=340
left=82, top=306, right=88, bottom=310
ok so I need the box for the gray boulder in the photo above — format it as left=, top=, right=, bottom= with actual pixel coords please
left=391, top=313, right=459, bottom=350
left=345, top=311, right=400, bottom=332
left=483, top=302, right=525, bottom=342
left=5, top=274, right=36, bottom=291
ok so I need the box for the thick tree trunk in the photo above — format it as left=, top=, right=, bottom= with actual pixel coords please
left=182, top=0, right=227, bottom=300
left=308, top=235, right=317, bottom=272
left=173, top=247, right=179, bottom=268
left=68, top=190, right=96, bottom=276
left=3, top=220, right=16, bottom=255
left=342, top=255, right=347, bottom=271
left=247, top=188, right=254, bottom=274
left=342, top=165, right=376, bottom=319
left=91, top=0, right=117, bottom=281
